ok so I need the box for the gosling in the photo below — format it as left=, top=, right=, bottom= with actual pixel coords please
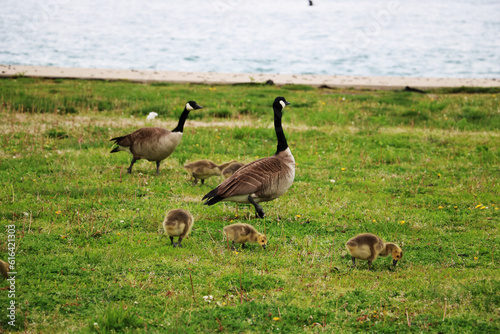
left=183, top=160, right=235, bottom=185
left=345, top=233, right=403, bottom=270
left=221, top=161, right=244, bottom=179
left=0, top=260, right=9, bottom=279
left=162, top=209, right=194, bottom=247
left=223, top=223, right=267, bottom=250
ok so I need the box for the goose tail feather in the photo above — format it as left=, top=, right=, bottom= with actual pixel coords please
left=203, top=187, right=223, bottom=205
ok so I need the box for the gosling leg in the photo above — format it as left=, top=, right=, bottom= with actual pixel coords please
left=201, top=179, right=205, bottom=185
left=231, top=241, right=236, bottom=251
left=351, top=257, right=356, bottom=268
left=169, top=236, right=175, bottom=247
left=248, top=195, right=265, bottom=218
left=242, top=243, right=246, bottom=249
left=368, top=260, right=373, bottom=270
left=177, top=237, right=183, bottom=248
left=127, top=157, right=138, bottom=174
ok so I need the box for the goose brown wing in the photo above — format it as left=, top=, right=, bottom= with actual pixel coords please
left=216, top=156, right=283, bottom=198
left=115, top=128, right=170, bottom=147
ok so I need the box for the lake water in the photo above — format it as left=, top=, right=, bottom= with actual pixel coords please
left=1, top=0, right=499, bottom=78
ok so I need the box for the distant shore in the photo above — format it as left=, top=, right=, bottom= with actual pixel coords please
left=1, top=64, right=499, bottom=90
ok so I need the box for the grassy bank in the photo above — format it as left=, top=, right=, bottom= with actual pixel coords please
left=0, top=77, right=499, bottom=333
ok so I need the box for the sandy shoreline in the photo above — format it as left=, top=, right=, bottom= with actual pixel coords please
left=1, top=64, right=499, bottom=90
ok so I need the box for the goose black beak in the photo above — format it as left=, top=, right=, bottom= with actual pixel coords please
left=194, top=104, right=203, bottom=110
left=392, top=259, right=398, bottom=267
left=284, top=101, right=291, bottom=105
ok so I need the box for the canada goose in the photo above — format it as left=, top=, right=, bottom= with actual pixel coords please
left=0, top=260, right=9, bottom=279
left=221, top=161, right=245, bottom=179
left=110, top=101, right=203, bottom=175
left=223, top=223, right=267, bottom=249
left=202, top=97, right=295, bottom=218
left=162, top=209, right=194, bottom=247
left=345, top=233, right=403, bottom=270
left=183, top=160, right=236, bottom=185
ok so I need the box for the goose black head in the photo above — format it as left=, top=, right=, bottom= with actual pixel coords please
left=273, top=97, right=290, bottom=112
left=186, top=101, right=203, bottom=111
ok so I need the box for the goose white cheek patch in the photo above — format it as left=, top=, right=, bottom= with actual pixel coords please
left=279, top=100, right=287, bottom=109
left=186, top=103, right=193, bottom=111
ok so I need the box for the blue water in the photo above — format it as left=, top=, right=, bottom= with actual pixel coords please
left=1, top=0, right=499, bottom=78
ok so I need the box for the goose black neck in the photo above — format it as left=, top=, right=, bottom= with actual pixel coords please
left=274, top=107, right=288, bottom=154
left=172, top=107, right=190, bottom=133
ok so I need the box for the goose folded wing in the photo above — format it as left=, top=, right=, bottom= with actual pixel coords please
left=216, top=157, right=283, bottom=198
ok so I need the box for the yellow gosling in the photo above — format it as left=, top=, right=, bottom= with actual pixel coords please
left=345, top=233, right=403, bottom=270
left=223, top=223, right=267, bottom=250
left=221, top=161, right=245, bottom=179
left=183, top=160, right=235, bottom=185
left=162, top=209, right=194, bottom=248
left=0, top=260, right=9, bottom=279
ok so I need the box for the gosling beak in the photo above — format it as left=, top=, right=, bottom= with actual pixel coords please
left=262, top=244, right=267, bottom=250
left=392, top=259, right=398, bottom=267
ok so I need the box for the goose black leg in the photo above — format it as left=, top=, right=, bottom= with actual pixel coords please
left=248, top=195, right=265, bottom=218
left=155, top=161, right=161, bottom=175
left=127, top=158, right=138, bottom=174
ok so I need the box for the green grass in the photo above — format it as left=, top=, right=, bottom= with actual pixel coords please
left=0, top=78, right=499, bottom=333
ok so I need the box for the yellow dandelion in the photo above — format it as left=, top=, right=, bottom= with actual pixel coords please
left=117, top=232, right=121, bottom=236
left=233, top=251, right=239, bottom=255
left=475, top=204, right=482, bottom=209
left=273, top=317, right=280, bottom=321
left=437, top=173, right=441, bottom=178
left=296, top=215, right=301, bottom=218
left=495, top=208, right=499, bottom=211
left=474, top=257, right=478, bottom=261
left=230, top=220, right=234, bottom=223
left=222, top=302, right=226, bottom=306
left=341, top=167, right=346, bottom=171
left=480, top=206, right=486, bottom=209
left=235, top=215, right=239, bottom=218
left=400, top=220, right=405, bottom=225
left=55, top=210, right=61, bottom=215
left=454, top=206, right=458, bottom=209
left=372, top=219, right=376, bottom=223
left=438, top=206, right=443, bottom=209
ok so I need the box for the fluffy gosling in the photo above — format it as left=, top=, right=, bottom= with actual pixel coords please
left=221, top=161, right=245, bottom=179
left=183, top=160, right=235, bottom=185
left=0, top=260, right=9, bottom=279
left=162, top=209, right=194, bottom=247
left=345, top=233, right=403, bottom=270
left=223, top=223, right=267, bottom=250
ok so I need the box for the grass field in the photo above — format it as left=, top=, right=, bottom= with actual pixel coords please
left=0, top=77, right=499, bottom=333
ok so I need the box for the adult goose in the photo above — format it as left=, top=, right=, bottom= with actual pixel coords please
left=202, top=97, right=295, bottom=218
left=110, top=101, right=202, bottom=174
